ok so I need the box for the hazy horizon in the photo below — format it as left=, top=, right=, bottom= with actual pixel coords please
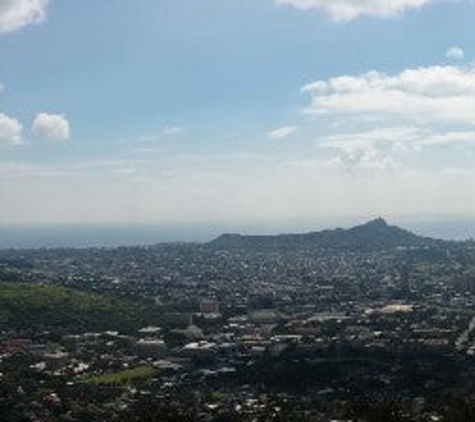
left=1, top=215, right=474, bottom=249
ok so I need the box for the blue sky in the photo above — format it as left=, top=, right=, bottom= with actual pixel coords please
left=1, top=0, right=475, bottom=229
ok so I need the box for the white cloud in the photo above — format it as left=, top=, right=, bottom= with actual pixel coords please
left=0, top=0, right=49, bottom=34
left=275, top=0, right=433, bottom=22
left=322, top=128, right=412, bottom=170
left=302, top=66, right=475, bottom=126
left=138, top=126, right=183, bottom=142
left=323, top=127, right=419, bottom=150
left=32, top=113, right=71, bottom=142
left=162, top=126, right=182, bottom=136
left=268, top=126, right=298, bottom=139
left=418, top=130, right=475, bottom=146
left=320, top=126, right=475, bottom=170
left=0, top=112, right=22, bottom=145
left=446, top=46, right=465, bottom=60
left=322, top=127, right=475, bottom=150
left=327, top=151, right=399, bottom=171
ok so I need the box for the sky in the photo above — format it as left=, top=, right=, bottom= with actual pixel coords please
left=1, top=0, right=475, bottom=233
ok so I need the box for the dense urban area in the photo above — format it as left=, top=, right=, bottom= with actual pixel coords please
left=1, top=219, right=475, bottom=421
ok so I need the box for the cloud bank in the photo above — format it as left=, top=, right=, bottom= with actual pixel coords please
left=302, top=66, right=475, bottom=126
left=302, top=65, right=475, bottom=169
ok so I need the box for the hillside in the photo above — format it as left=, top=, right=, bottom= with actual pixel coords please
left=208, top=218, right=442, bottom=252
left=0, top=282, right=160, bottom=333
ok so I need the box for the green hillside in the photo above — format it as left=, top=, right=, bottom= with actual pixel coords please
left=0, top=282, right=160, bottom=333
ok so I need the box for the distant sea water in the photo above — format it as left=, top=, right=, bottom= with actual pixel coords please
left=0, top=224, right=219, bottom=249
left=0, top=218, right=474, bottom=249
left=398, top=219, right=475, bottom=242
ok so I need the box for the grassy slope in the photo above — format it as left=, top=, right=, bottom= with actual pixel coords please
left=81, top=366, right=157, bottom=385
left=0, top=282, right=159, bottom=333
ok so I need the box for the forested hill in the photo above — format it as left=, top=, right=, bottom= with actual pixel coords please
left=208, top=218, right=443, bottom=252
left=0, top=282, right=160, bottom=333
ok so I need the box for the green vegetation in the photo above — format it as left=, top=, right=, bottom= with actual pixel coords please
left=81, top=366, right=157, bottom=385
left=0, top=282, right=160, bottom=333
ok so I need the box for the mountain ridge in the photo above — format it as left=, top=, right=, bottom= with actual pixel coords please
left=208, top=218, right=443, bottom=251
